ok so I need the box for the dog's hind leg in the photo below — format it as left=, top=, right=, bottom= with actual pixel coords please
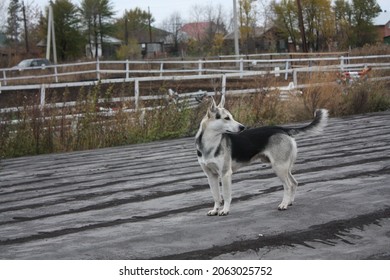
left=275, top=152, right=297, bottom=209
left=287, top=140, right=298, bottom=205
left=202, top=167, right=222, bottom=216
left=268, top=134, right=296, bottom=210
left=273, top=163, right=294, bottom=210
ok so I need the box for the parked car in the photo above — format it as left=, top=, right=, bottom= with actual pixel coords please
left=13, top=58, right=52, bottom=70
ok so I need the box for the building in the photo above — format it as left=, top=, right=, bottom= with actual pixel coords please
left=224, top=26, right=288, bottom=54
left=382, top=19, right=390, bottom=44
left=86, top=36, right=122, bottom=59
left=374, top=11, right=390, bottom=44
left=136, top=27, right=170, bottom=58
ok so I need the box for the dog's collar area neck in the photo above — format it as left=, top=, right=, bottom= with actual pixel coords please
left=225, top=130, right=244, bottom=134
left=203, top=130, right=223, bottom=140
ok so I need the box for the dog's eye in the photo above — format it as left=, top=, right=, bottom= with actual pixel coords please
left=216, top=113, right=221, bottom=119
left=224, top=116, right=230, bottom=121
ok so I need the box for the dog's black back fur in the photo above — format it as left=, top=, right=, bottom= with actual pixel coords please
left=226, top=126, right=288, bottom=163
left=225, top=109, right=327, bottom=163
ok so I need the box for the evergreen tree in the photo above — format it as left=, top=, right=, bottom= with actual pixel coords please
left=52, top=0, right=85, bottom=61
left=38, top=0, right=85, bottom=61
left=80, top=0, right=115, bottom=58
left=6, top=0, right=22, bottom=42
left=115, top=7, right=154, bottom=43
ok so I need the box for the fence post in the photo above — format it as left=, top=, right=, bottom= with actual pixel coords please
left=274, top=66, right=281, bottom=77
left=2, top=70, right=7, bottom=86
left=221, top=74, right=226, bottom=95
left=40, top=84, right=46, bottom=109
left=96, top=58, right=101, bottom=80
left=340, top=56, right=344, bottom=72
left=54, top=65, right=59, bottom=83
left=134, top=79, right=139, bottom=110
left=293, top=70, right=298, bottom=87
left=198, top=59, right=203, bottom=76
left=126, top=60, right=129, bottom=80
left=285, top=61, right=289, bottom=80
left=160, top=62, right=164, bottom=77
left=240, top=58, right=244, bottom=78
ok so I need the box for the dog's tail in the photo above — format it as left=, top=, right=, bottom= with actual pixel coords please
left=286, top=109, right=328, bottom=137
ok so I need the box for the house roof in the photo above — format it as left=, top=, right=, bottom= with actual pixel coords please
left=180, top=22, right=224, bottom=41
left=225, top=26, right=277, bottom=40
left=135, top=26, right=170, bottom=43
left=102, top=36, right=122, bottom=44
left=180, top=22, right=211, bottom=40
left=37, top=35, right=122, bottom=47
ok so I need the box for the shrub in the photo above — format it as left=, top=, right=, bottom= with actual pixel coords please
left=341, top=80, right=390, bottom=115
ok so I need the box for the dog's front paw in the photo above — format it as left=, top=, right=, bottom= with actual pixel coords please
left=278, top=202, right=289, bottom=211
left=218, top=209, right=229, bottom=216
left=207, top=209, right=219, bottom=216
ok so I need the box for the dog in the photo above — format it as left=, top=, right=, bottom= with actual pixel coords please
left=195, top=95, right=328, bottom=216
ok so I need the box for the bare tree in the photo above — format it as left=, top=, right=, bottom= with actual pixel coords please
left=256, top=0, right=273, bottom=29
left=161, top=12, right=183, bottom=55
left=189, top=5, right=207, bottom=42
left=239, top=0, right=257, bottom=54
left=296, top=0, right=308, bottom=52
left=188, top=3, right=228, bottom=55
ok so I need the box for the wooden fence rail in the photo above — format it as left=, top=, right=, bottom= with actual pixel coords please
left=1, top=54, right=390, bottom=87
left=1, top=54, right=390, bottom=126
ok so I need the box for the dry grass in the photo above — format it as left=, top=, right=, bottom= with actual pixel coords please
left=1, top=74, right=389, bottom=158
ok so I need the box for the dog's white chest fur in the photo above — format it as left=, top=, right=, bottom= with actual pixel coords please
left=198, top=158, right=219, bottom=174
left=196, top=139, right=223, bottom=175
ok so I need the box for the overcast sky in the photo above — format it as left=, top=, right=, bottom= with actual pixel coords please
left=29, top=0, right=390, bottom=25
left=1, top=0, right=389, bottom=28
left=31, top=0, right=233, bottom=26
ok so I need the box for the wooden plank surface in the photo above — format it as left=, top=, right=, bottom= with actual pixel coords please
left=0, top=111, right=389, bottom=260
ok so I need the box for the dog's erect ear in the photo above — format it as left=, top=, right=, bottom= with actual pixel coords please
left=210, top=97, right=217, bottom=112
left=218, top=94, right=225, bottom=108
left=207, top=97, right=217, bottom=118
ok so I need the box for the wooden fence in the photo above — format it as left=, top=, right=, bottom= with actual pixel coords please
left=1, top=53, right=390, bottom=125
left=1, top=53, right=390, bottom=86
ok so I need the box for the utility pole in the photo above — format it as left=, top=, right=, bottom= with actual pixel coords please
left=233, top=0, right=240, bottom=60
left=148, top=6, right=152, bottom=42
left=46, top=1, right=57, bottom=63
left=296, top=0, right=308, bottom=52
left=46, top=2, right=52, bottom=60
left=125, top=17, right=129, bottom=46
left=22, top=1, right=29, bottom=54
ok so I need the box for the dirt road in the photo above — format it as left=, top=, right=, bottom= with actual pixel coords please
left=1, top=111, right=389, bottom=259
